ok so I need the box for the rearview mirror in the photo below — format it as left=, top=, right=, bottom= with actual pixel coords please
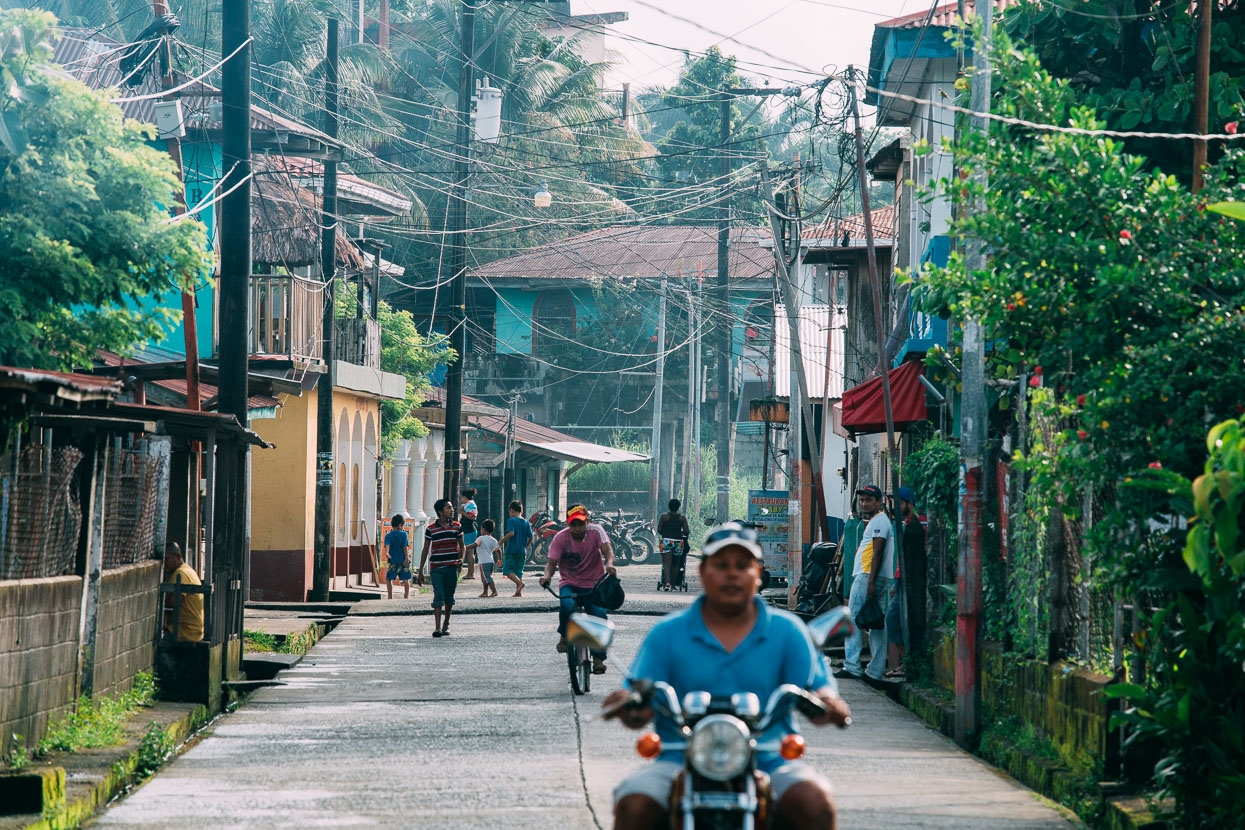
left=567, top=613, right=615, bottom=653
left=807, top=606, right=855, bottom=649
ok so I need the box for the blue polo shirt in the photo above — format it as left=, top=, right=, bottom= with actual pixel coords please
left=626, top=596, right=835, bottom=771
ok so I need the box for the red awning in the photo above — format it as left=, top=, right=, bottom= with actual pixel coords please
left=840, top=360, right=928, bottom=436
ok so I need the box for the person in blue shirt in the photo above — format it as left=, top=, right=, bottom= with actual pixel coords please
left=497, top=500, right=532, bottom=597
left=384, top=514, right=411, bottom=600
left=602, top=522, right=851, bottom=830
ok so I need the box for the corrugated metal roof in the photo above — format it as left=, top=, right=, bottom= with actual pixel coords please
left=52, top=27, right=338, bottom=151
left=773, top=305, right=846, bottom=401
left=469, top=411, right=651, bottom=464
left=0, top=366, right=123, bottom=402
left=269, top=157, right=413, bottom=217
left=467, top=225, right=775, bottom=282
left=803, top=205, right=896, bottom=244
left=877, top=0, right=1012, bottom=29
left=95, top=351, right=280, bottom=412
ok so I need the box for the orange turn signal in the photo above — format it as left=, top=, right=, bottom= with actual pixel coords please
left=779, top=734, right=806, bottom=761
left=636, top=733, right=662, bottom=759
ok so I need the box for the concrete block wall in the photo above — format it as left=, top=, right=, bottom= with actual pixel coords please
left=94, top=561, right=161, bottom=699
left=0, top=576, right=82, bottom=762
left=930, top=633, right=1111, bottom=776
left=1, top=562, right=161, bottom=762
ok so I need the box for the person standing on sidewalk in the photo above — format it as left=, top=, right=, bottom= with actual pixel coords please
left=538, top=504, right=617, bottom=674
left=417, top=498, right=464, bottom=638
left=838, top=485, right=895, bottom=680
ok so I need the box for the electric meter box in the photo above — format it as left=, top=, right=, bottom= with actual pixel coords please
left=152, top=99, right=186, bottom=139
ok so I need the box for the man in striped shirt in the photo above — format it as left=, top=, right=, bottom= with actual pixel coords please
left=417, top=498, right=465, bottom=638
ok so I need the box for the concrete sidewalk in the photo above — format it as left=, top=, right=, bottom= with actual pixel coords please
left=96, top=599, right=1077, bottom=829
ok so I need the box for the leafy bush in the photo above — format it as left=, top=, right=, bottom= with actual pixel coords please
left=135, top=722, right=174, bottom=780
left=1109, top=421, right=1245, bottom=828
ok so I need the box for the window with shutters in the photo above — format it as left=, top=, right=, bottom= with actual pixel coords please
left=531, top=290, right=576, bottom=357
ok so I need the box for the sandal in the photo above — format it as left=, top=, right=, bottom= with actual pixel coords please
left=432, top=630, right=443, bottom=638
left=440, top=627, right=450, bottom=636
left=884, top=667, right=905, bottom=679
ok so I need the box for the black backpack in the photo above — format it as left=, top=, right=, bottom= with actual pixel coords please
left=592, top=572, right=626, bottom=611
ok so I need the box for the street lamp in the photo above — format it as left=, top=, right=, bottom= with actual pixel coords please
left=533, top=181, right=552, bottom=208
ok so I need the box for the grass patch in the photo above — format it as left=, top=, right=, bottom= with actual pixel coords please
left=242, top=626, right=319, bottom=655
left=134, top=721, right=175, bottom=780
left=37, top=673, right=156, bottom=755
left=5, top=732, right=30, bottom=771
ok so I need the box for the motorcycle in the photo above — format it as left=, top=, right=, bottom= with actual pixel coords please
left=598, top=509, right=636, bottom=567
left=527, top=511, right=561, bottom=566
left=568, top=607, right=856, bottom=830
left=623, top=515, right=658, bottom=565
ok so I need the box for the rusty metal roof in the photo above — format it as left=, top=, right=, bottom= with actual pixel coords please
left=802, top=205, right=896, bottom=245
left=469, top=411, right=650, bottom=465
left=467, top=225, right=775, bottom=283
left=877, top=0, right=1012, bottom=29
left=0, top=366, right=123, bottom=402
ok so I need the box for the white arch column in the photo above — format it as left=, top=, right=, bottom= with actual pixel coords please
left=424, top=430, right=444, bottom=518
left=407, top=437, right=429, bottom=558
left=388, top=440, right=411, bottom=520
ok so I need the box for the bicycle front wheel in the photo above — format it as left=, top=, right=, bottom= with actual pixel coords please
left=570, top=644, right=590, bottom=695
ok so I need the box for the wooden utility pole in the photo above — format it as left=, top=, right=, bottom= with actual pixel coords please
left=1192, top=0, right=1213, bottom=193
left=954, top=0, right=993, bottom=748
left=312, top=19, right=340, bottom=602
left=715, top=90, right=733, bottom=524
left=442, top=0, right=477, bottom=503
left=649, top=275, right=668, bottom=522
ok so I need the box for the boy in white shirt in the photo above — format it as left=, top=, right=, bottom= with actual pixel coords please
left=467, top=519, right=500, bottom=598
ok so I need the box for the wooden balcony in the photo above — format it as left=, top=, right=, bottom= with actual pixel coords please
left=334, top=316, right=381, bottom=369
left=249, top=275, right=324, bottom=362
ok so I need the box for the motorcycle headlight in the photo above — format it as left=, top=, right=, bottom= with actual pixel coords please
left=688, top=715, right=752, bottom=781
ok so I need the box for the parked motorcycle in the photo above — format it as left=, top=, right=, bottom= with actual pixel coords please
left=598, top=509, right=636, bottom=567
left=568, top=608, right=855, bottom=830
left=527, top=511, right=561, bottom=566
left=621, top=514, right=658, bottom=565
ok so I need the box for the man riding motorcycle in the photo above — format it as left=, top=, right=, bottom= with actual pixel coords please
left=602, top=522, right=851, bottom=829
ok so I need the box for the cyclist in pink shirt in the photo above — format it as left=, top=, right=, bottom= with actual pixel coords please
left=538, top=504, right=617, bottom=674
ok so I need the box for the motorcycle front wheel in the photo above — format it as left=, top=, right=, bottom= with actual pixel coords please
left=629, top=532, right=657, bottom=565
left=528, top=537, right=550, bottom=566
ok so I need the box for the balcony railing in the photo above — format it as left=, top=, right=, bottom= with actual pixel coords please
left=249, top=275, right=324, bottom=362
left=334, top=316, right=381, bottom=369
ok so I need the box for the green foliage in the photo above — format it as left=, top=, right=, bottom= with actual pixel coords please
left=5, top=733, right=29, bottom=771
left=567, top=436, right=651, bottom=494
left=37, top=673, right=155, bottom=754
left=1003, top=0, right=1245, bottom=176
left=904, top=437, right=960, bottom=529
left=134, top=721, right=173, bottom=780
left=377, top=300, right=454, bottom=459
left=242, top=630, right=280, bottom=653
left=1109, top=421, right=1245, bottom=828
left=0, top=9, right=213, bottom=370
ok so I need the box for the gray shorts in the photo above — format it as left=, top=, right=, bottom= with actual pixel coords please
left=481, top=562, right=495, bottom=584
left=430, top=567, right=457, bottom=608
left=613, top=759, right=829, bottom=807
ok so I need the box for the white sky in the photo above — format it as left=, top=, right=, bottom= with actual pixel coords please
left=578, top=0, right=925, bottom=91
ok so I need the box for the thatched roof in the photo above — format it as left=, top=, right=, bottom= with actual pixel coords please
left=251, top=157, right=364, bottom=270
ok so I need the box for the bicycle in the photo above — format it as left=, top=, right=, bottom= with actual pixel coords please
left=545, top=584, right=592, bottom=695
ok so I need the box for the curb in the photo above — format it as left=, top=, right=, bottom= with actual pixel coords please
left=4, top=702, right=209, bottom=830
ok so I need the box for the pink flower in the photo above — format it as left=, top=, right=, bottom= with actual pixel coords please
left=1119, top=230, right=1133, bottom=242
left=1148, top=461, right=1162, bottom=470
left=1028, top=375, right=1041, bottom=388
left=1227, top=122, right=1239, bottom=135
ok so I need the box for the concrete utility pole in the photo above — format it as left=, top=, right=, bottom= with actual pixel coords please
left=312, top=19, right=340, bottom=602
left=955, top=0, right=993, bottom=748
left=715, top=91, right=733, bottom=524
left=649, top=275, right=668, bottom=522
left=442, top=0, right=477, bottom=504
left=218, top=0, right=251, bottom=425
left=1192, top=0, right=1212, bottom=193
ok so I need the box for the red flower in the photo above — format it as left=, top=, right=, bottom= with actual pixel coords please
left=1077, top=430, right=1089, bottom=440
left=1227, top=122, right=1239, bottom=135
left=1148, top=461, right=1162, bottom=469
left=1028, top=375, right=1041, bottom=388
left=1006, top=302, right=1016, bottom=311
left=1119, top=230, right=1132, bottom=240
left=1033, top=365, right=1043, bottom=374
left=1076, top=394, right=1086, bottom=405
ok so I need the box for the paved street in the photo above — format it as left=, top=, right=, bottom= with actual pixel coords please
left=97, top=568, right=1076, bottom=829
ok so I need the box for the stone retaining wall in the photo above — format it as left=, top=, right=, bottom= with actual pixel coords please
left=94, top=561, right=161, bottom=699
left=0, top=576, right=82, bottom=763
left=1, top=562, right=161, bottom=762
left=930, top=631, right=1112, bottom=775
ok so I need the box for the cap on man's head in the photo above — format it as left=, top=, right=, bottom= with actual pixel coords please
left=856, top=484, right=884, bottom=500
left=701, top=522, right=763, bottom=560
left=898, top=486, right=916, bottom=505
left=567, top=504, right=589, bottom=523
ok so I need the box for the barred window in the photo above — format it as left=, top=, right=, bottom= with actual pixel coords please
left=532, top=290, right=575, bottom=357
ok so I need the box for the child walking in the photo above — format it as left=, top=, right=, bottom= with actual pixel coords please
left=467, top=519, right=500, bottom=597
left=384, top=514, right=411, bottom=599
left=498, top=500, right=531, bottom=597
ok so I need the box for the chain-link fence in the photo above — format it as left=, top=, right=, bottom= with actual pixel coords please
left=0, top=444, right=85, bottom=579
left=101, top=445, right=164, bottom=570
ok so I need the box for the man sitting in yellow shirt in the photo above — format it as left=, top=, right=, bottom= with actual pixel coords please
left=162, top=542, right=204, bottom=643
